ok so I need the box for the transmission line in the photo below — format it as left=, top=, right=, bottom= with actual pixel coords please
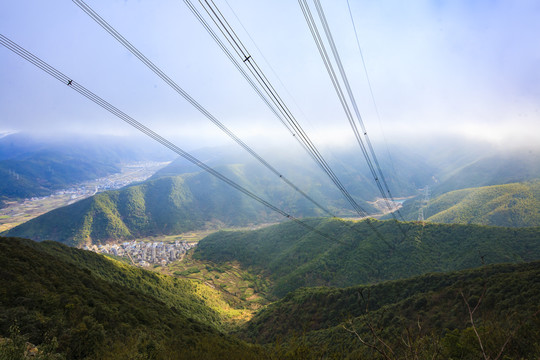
left=73, top=0, right=392, bottom=243
left=72, top=0, right=340, bottom=220
left=345, top=0, right=400, bottom=198
left=182, top=0, right=396, bottom=244
left=190, top=0, right=374, bottom=218
left=299, top=0, right=407, bottom=229
left=0, top=33, right=350, bottom=245
left=316, top=0, right=405, bottom=221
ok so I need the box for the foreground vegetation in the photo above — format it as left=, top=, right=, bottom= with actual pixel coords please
left=2, top=217, right=540, bottom=358
left=0, top=237, right=267, bottom=359
left=240, top=261, right=540, bottom=359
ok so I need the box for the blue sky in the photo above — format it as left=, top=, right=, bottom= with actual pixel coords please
left=1, top=0, right=539, bottom=149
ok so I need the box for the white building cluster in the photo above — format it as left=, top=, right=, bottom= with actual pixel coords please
left=84, top=240, right=195, bottom=267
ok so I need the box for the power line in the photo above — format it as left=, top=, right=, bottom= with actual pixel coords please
left=345, top=0, right=400, bottom=195
left=185, top=0, right=393, bottom=244
left=74, top=0, right=392, bottom=245
left=72, top=0, right=338, bottom=220
left=191, top=0, right=372, bottom=218
left=221, top=0, right=314, bottom=134
left=0, top=33, right=346, bottom=245
left=299, top=0, right=407, bottom=231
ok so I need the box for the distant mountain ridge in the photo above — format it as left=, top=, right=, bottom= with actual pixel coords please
left=0, top=133, right=173, bottom=201
left=5, top=156, right=399, bottom=245
left=432, top=148, right=540, bottom=195
left=5, top=137, right=540, bottom=244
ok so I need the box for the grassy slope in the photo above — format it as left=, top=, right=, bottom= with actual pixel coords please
left=194, top=218, right=540, bottom=298
left=395, top=180, right=540, bottom=227
left=0, top=237, right=267, bottom=359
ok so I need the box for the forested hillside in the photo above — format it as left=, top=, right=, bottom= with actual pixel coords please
left=4, top=160, right=388, bottom=245
left=394, top=181, right=540, bottom=227
left=240, top=261, right=540, bottom=359
left=194, top=218, right=540, bottom=297
left=2, top=235, right=539, bottom=359
left=0, top=237, right=266, bottom=359
left=3, top=171, right=272, bottom=246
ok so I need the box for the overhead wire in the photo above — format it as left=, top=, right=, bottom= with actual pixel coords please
left=75, top=0, right=392, bottom=245
left=184, top=0, right=390, bottom=246
left=299, top=0, right=407, bottom=231
left=345, top=0, right=400, bottom=192
left=221, top=0, right=315, bottom=134
left=187, top=0, right=393, bottom=244
left=0, top=33, right=347, bottom=245
left=193, top=0, right=377, bottom=220
left=301, top=0, right=387, bottom=208
left=315, top=0, right=406, bottom=222
left=72, top=0, right=337, bottom=220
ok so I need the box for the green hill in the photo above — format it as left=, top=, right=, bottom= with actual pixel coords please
left=2, top=231, right=540, bottom=359
left=240, top=261, right=540, bottom=359
left=0, top=236, right=266, bottom=359
left=194, top=218, right=540, bottom=298
left=3, top=162, right=381, bottom=246
left=394, top=180, right=540, bottom=227
left=3, top=170, right=277, bottom=246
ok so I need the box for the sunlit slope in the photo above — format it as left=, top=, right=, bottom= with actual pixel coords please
left=22, top=238, right=231, bottom=329
left=3, top=168, right=271, bottom=245
left=3, top=162, right=379, bottom=246
left=194, top=218, right=540, bottom=297
left=396, top=181, right=540, bottom=227
left=0, top=237, right=266, bottom=359
left=240, top=261, right=540, bottom=358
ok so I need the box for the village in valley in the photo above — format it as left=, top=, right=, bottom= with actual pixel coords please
left=84, top=240, right=196, bottom=267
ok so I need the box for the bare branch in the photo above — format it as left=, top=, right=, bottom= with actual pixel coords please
left=460, top=290, right=489, bottom=360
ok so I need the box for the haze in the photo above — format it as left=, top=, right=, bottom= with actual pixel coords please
left=1, top=0, right=539, bottom=152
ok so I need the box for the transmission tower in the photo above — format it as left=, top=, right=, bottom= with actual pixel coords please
left=417, top=185, right=430, bottom=222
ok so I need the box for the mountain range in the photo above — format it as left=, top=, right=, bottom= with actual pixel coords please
left=8, top=139, right=540, bottom=244
left=2, top=135, right=540, bottom=358
left=0, top=133, right=173, bottom=203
